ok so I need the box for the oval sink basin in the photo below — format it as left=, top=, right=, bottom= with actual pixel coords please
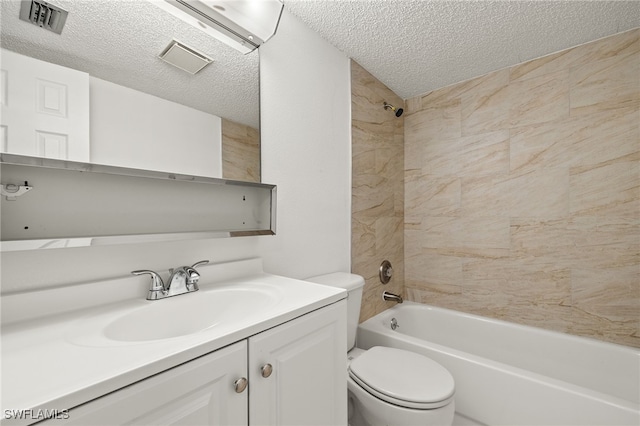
left=104, top=286, right=280, bottom=342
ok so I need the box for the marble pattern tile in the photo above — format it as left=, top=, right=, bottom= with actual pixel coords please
left=510, top=218, right=578, bottom=263
left=508, top=69, right=570, bottom=127
left=510, top=106, right=640, bottom=173
left=569, top=161, right=639, bottom=218
left=570, top=217, right=640, bottom=269
left=221, top=119, right=260, bottom=182
left=405, top=171, right=460, bottom=217
left=404, top=137, right=423, bottom=173
left=352, top=217, right=376, bottom=261
left=570, top=47, right=640, bottom=115
left=461, top=169, right=570, bottom=218
left=567, top=306, right=639, bottom=348
left=404, top=99, right=461, bottom=142
left=404, top=96, right=423, bottom=116
left=572, top=265, right=639, bottom=322
left=351, top=60, right=405, bottom=322
left=420, top=68, right=510, bottom=110
left=510, top=28, right=639, bottom=82
left=405, top=249, right=463, bottom=287
left=461, top=69, right=511, bottom=135
left=462, top=257, right=572, bottom=304
left=420, top=216, right=511, bottom=251
left=420, top=130, right=510, bottom=177
left=502, top=303, right=574, bottom=334
left=352, top=173, right=395, bottom=219
left=404, top=29, right=640, bottom=348
left=376, top=217, right=404, bottom=258
left=405, top=284, right=463, bottom=311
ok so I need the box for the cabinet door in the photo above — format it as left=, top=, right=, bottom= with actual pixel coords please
left=249, top=301, right=347, bottom=426
left=47, top=341, right=248, bottom=426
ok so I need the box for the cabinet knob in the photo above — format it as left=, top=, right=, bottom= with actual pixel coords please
left=234, top=377, right=248, bottom=393
left=261, top=363, right=273, bottom=378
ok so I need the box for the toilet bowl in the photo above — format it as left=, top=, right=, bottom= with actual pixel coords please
left=306, top=273, right=455, bottom=426
left=347, top=347, right=454, bottom=426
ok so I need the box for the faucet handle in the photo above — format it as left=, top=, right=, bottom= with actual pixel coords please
left=191, top=260, right=209, bottom=269
left=132, top=270, right=166, bottom=300
left=132, top=270, right=163, bottom=290
left=169, top=259, right=207, bottom=277
left=183, top=260, right=208, bottom=292
left=183, top=266, right=200, bottom=282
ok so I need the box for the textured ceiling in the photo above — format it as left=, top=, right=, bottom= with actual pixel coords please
left=285, top=0, right=640, bottom=100
left=2, top=1, right=638, bottom=128
left=0, top=0, right=260, bottom=128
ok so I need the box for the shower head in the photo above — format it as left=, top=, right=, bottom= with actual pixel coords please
left=383, top=102, right=404, bottom=117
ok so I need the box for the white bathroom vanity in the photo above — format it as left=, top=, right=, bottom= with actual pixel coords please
left=1, top=258, right=348, bottom=425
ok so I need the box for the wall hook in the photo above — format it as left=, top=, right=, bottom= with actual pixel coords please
left=1, top=182, right=33, bottom=201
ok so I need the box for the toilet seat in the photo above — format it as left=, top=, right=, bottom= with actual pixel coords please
left=348, top=346, right=455, bottom=410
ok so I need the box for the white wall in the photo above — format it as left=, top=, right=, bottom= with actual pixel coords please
left=0, top=239, right=260, bottom=293
left=259, top=9, right=352, bottom=279
left=90, top=77, right=222, bottom=178
left=0, top=10, right=351, bottom=293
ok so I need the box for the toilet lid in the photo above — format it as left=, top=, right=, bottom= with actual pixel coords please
left=348, top=346, right=455, bottom=409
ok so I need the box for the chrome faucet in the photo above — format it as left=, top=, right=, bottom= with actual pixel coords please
left=132, top=260, right=209, bottom=300
left=382, top=291, right=403, bottom=304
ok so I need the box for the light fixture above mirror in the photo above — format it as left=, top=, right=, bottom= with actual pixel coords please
left=150, top=0, right=284, bottom=54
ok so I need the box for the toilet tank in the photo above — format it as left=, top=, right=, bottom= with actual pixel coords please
left=306, top=272, right=365, bottom=351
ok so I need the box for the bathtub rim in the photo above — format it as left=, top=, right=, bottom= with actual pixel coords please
left=361, top=301, right=640, bottom=354
left=357, top=301, right=640, bottom=410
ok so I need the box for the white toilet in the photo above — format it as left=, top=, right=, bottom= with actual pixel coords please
left=307, top=272, right=455, bottom=426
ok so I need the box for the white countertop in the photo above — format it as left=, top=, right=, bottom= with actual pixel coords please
left=0, top=258, right=346, bottom=425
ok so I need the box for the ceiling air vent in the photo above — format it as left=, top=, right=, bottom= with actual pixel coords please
left=159, top=39, right=213, bottom=75
left=19, top=0, right=68, bottom=35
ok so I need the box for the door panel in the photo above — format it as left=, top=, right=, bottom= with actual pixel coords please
left=42, top=341, right=249, bottom=426
left=0, top=49, right=89, bottom=161
left=249, top=302, right=347, bottom=426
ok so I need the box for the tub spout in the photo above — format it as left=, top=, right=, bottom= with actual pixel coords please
left=382, top=291, right=403, bottom=304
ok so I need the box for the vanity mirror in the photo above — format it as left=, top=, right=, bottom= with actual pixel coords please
left=0, top=0, right=278, bottom=251
left=0, top=0, right=261, bottom=182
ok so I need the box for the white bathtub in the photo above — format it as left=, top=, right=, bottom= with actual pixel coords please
left=356, top=302, right=640, bottom=426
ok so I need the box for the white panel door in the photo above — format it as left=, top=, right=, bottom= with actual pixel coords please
left=0, top=49, right=90, bottom=161
left=249, top=302, right=348, bottom=426
left=42, top=341, right=249, bottom=426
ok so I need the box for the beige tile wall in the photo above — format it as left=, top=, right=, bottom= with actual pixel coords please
left=404, top=29, right=639, bottom=348
left=221, top=118, right=260, bottom=182
left=351, top=61, right=405, bottom=322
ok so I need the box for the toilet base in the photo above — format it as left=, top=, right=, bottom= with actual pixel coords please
left=348, top=391, right=368, bottom=426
